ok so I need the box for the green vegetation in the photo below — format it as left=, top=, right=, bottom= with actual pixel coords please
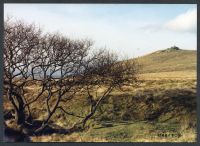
left=30, top=116, right=196, bottom=142
left=4, top=47, right=197, bottom=142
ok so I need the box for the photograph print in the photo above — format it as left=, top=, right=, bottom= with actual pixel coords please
left=3, top=4, right=197, bottom=142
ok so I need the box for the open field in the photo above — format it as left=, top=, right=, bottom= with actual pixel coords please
left=26, top=70, right=196, bottom=142
left=139, top=70, right=196, bottom=80
left=4, top=49, right=197, bottom=142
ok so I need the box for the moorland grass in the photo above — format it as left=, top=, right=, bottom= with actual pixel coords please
left=4, top=49, right=197, bottom=142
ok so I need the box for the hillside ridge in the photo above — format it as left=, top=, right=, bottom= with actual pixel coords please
left=134, top=47, right=196, bottom=73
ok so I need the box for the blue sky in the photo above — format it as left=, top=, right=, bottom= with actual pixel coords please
left=4, top=4, right=197, bottom=58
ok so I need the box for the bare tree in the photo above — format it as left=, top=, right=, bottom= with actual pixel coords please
left=4, top=20, right=138, bottom=134
left=4, top=19, right=41, bottom=124
left=70, top=50, right=138, bottom=130
left=31, top=34, right=95, bottom=133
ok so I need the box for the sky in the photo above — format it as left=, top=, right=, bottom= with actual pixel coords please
left=4, top=4, right=197, bottom=58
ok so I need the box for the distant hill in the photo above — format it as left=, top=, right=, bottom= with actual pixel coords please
left=134, top=47, right=196, bottom=73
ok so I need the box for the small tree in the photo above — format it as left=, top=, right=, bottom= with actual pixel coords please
left=33, top=34, right=95, bottom=133
left=4, top=19, right=139, bottom=134
left=70, top=50, right=138, bottom=130
left=4, top=19, right=41, bottom=124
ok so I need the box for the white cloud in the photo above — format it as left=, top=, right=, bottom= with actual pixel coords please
left=164, top=9, right=197, bottom=33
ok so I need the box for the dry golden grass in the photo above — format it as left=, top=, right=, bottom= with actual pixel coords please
left=4, top=70, right=197, bottom=142
left=31, top=133, right=108, bottom=142
left=30, top=120, right=196, bottom=142
left=139, top=70, right=196, bottom=80
left=3, top=48, right=197, bottom=142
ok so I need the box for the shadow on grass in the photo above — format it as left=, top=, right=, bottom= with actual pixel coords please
left=145, top=88, right=196, bottom=121
left=4, top=119, right=72, bottom=142
left=4, top=88, right=196, bottom=142
left=94, top=120, right=139, bottom=130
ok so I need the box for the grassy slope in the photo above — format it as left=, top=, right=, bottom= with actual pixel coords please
left=134, top=49, right=196, bottom=73
left=30, top=48, right=197, bottom=142
left=4, top=48, right=197, bottom=142
left=30, top=78, right=197, bottom=142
